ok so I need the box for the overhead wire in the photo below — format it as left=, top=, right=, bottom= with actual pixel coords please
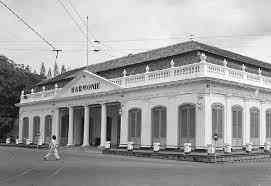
left=0, top=32, right=270, bottom=45
left=65, top=0, right=116, bottom=58
left=0, top=0, right=57, bottom=51
left=66, top=0, right=93, bottom=38
left=56, top=0, right=86, bottom=37
left=0, top=0, right=64, bottom=72
left=1, top=29, right=271, bottom=55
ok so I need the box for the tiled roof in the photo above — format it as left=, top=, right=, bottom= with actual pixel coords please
left=36, top=41, right=271, bottom=86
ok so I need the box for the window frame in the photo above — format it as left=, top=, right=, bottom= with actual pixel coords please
left=211, top=103, right=224, bottom=139
left=232, top=105, right=243, bottom=139
left=151, top=106, right=167, bottom=139
left=250, top=107, right=260, bottom=138
left=128, top=108, right=142, bottom=139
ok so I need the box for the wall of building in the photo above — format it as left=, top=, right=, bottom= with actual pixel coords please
left=19, top=74, right=271, bottom=149
left=19, top=103, right=57, bottom=144
left=119, top=80, right=207, bottom=148
left=205, top=81, right=271, bottom=147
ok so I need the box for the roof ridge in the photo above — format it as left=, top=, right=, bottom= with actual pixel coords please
left=195, top=41, right=269, bottom=65
left=35, top=40, right=271, bottom=87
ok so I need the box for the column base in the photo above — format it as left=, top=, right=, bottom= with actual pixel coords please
left=119, top=144, right=127, bottom=148
left=82, top=143, right=90, bottom=147
left=98, top=145, right=105, bottom=149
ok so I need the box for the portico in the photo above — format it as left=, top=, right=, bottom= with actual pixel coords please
left=55, top=102, right=121, bottom=147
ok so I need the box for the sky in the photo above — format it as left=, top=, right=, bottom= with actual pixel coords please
left=0, top=0, right=271, bottom=73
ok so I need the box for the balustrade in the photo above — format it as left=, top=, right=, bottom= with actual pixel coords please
left=21, top=61, right=271, bottom=104
left=21, top=88, right=62, bottom=103
left=110, top=62, right=271, bottom=89
left=228, top=68, right=244, bottom=80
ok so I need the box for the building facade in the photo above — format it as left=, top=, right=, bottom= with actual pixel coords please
left=16, top=41, right=271, bottom=149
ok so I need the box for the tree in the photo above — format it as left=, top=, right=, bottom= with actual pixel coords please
left=53, top=62, right=59, bottom=77
left=61, top=64, right=66, bottom=74
left=47, top=67, right=52, bottom=79
left=0, top=55, right=44, bottom=139
left=40, top=62, right=46, bottom=77
left=25, top=65, right=31, bottom=72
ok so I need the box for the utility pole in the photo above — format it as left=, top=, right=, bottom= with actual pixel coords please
left=52, top=49, right=62, bottom=64
left=86, top=16, right=89, bottom=66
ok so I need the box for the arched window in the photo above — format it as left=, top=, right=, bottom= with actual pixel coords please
left=212, top=103, right=224, bottom=140
left=178, top=104, right=196, bottom=145
left=128, top=108, right=142, bottom=145
left=22, top=117, right=29, bottom=143
left=250, top=107, right=259, bottom=138
left=33, top=116, right=40, bottom=143
left=151, top=106, right=167, bottom=146
left=45, top=115, right=52, bottom=143
left=232, top=105, right=243, bottom=139
left=266, top=109, right=271, bottom=138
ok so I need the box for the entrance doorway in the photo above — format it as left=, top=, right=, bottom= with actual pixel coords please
left=89, top=105, right=101, bottom=146
left=73, top=107, right=84, bottom=146
left=178, top=104, right=196, bottom=147
left=22, top=117, right=29, bottom=143
left=60, top=108, right=69, bottom=146
left=44, top=115, right=52, bottom=144
left=106, top=103, right=121, bottom=147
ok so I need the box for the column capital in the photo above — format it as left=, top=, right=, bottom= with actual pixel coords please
left=84, top=104, right=90, bottom=108
left=243, top=98, right=249, bottom=102
left=68, top=105, right=74, bottom=110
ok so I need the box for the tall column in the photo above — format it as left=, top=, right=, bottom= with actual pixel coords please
left=120, top=103, right=128, bottom=147
left=243, top=100, right=250, bottom=145
left=166, top=98, right=178, bottom=148
left=67, top=106, right=74, bottom=146
left=29, top=116, right=33, bottom=143
left=18, top=115, right=23, bottom=143
left=196, top=95, right=205, bottom=148
left=100, top=103, right=107, bottom=147
left=83, top=105, right=90, bottom=146
left=224, top=97, right=232, bottom=145
left=53, top=108, right=60, bottom=144
left=204, top=96, right=212, bottom=146
left=40, top=114, right=45, bottom=144
left=260, top=102, right=266, bottom=146
left=141, top=101, right=151, bottom=147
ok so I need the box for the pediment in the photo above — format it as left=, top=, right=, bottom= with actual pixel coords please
left=56, top=70, right=121, bottom=98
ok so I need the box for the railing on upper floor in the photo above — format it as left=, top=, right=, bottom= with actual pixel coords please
left=20, top=88, right=62, bottom=104
left=20, top=57, right=271, bottom=104
left=110, top=60, right=271, bottom=90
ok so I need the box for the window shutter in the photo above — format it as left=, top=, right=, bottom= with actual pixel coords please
left=161, top=107, right=167, bottom=138
left=238, top=109, right=242, bottom=138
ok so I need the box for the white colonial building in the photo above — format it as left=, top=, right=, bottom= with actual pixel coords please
left=16, top=41, right=271, bottom=149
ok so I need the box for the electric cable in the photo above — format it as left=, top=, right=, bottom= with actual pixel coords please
left=0, top=0, right=57, bottom=51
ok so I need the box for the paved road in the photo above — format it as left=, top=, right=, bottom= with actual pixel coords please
left=0, top=147, right=271, bottom=186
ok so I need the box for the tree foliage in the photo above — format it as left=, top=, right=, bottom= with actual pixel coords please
left=0, top=55, right=44, bottom=139
left=61, top=64, right=66, bottom=74
left=53, top=62, right=59, bottom=77
left=40, top=62, right=46, bottom=77
left=47, top=67, right=52, bottom=79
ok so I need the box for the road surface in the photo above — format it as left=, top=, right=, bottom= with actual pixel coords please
left=0, top=146, right=271, bottom=186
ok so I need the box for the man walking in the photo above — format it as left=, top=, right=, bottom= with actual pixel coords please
left=43, top=135, right=61, bottom=160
